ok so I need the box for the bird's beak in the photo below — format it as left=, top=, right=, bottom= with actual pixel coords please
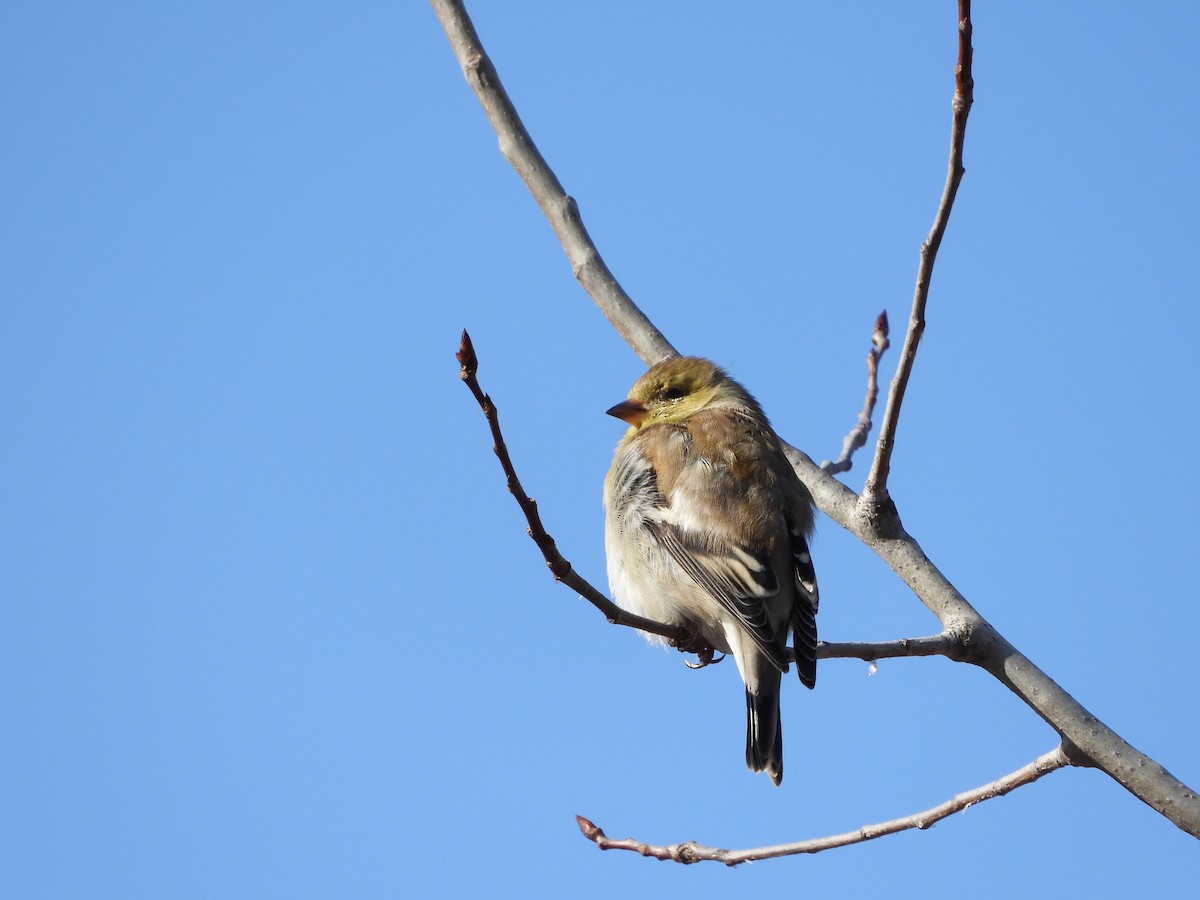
left=606, top=398, right=650, bottom=426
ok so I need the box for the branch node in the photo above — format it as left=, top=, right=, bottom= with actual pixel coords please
left=1059, top=739, right=1096, bottom=769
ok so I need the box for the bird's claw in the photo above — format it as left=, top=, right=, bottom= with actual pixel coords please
left=677, top=641, right=725, bottom=669
left=670, top=629, right=724, bottom=668
left=684, top=648, right=726, bottom=669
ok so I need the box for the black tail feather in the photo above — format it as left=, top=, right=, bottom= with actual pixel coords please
left=745, top=686, right=784, bottom=786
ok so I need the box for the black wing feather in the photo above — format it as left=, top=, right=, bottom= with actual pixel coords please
left=788, top=519, right=819, bottom=689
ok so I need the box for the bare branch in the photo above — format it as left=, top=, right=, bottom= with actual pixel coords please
left=784, top=443, right=1200, bottom=837
left=431, top=0, right=676, bottom=366
left=863, top=0, right=974, bottom=502
left=457, top=331, right=690, bottom=645
left=817, top=632, right=956, bottom=662
left=821, top=310, right=890, bottom=475
left=577, top=745, right=1071, bottom=864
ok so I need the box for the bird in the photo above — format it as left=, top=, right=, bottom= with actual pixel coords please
left=603, top=356, right=818, bottom=785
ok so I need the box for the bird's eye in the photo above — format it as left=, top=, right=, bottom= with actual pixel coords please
left=663, top=386, right=686, bottom=401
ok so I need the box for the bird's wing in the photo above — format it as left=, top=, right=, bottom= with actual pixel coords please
left=644, top=517, right=791, bottom=673
left=788, top=518, right=819, bottom=688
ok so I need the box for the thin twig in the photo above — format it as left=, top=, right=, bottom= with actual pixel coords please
left=822, top=310, right=890, bottom=475
left=431, top=0, right=676, bottom=366
left=577, top=745, right=1070, bottom=864
left=863, top=0, right=973, bottom=502
left=817, top=632, right=956, bottom=662
left=457, top=331, right=689, bottom=644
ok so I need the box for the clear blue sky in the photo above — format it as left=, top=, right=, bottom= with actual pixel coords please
left=5, top=3, right=1198, bottom=896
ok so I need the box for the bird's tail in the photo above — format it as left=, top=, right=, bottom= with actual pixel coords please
left=745, top=680, right=784, bottom=786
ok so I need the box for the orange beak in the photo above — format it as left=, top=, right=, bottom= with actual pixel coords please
left=606, top=398, right=650, bottom=426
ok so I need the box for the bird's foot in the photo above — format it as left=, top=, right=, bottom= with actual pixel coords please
left=684, top=647, right=725, bottom=669
left=670, top=631, right=725, bottom=669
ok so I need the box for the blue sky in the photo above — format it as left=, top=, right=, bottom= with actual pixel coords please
left=4, top=2, right=1198, bottom=896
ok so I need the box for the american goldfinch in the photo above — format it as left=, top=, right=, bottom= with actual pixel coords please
left=603, top=357, right=818, bottom=785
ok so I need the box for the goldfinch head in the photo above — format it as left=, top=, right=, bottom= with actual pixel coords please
left=607, top=356, right=755, bottom=428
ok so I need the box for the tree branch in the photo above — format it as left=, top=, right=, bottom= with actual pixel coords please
left=431, top=0, right=676, bottom=366
left=457, top=330, right=689, bottom=644
left=817, top=632, right=957, bottom=662
left=821, top=310, right=890, bottom=475
left=784, top=443, right=1200, bottom=836
left=577, top=745, right=1071, bottom=864
left=863, top=0, right=974, bottom=503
